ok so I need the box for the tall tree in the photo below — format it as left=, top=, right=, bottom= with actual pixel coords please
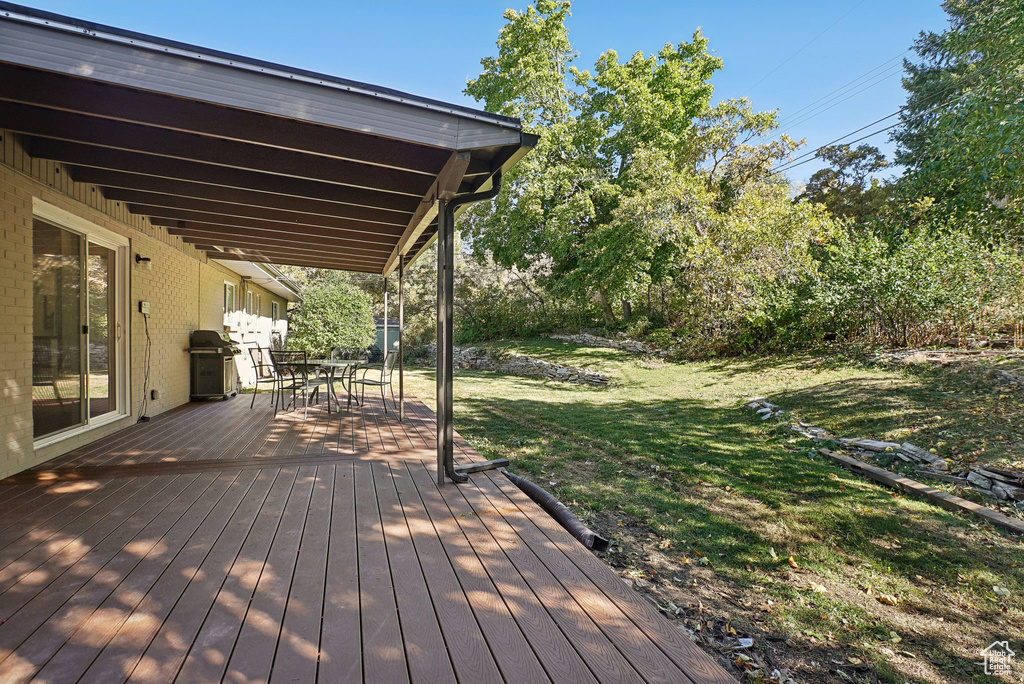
left=798, top=144, right=891, bottom=225
left=464, top=1, right=721, bottom=324
left=893, top=0, right=1023, bottom=237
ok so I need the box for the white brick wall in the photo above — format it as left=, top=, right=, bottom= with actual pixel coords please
left=0, top=131, right=290, bottom=477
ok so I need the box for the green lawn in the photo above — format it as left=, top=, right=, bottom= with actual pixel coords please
left=404, top=340, right=1023, bottom=683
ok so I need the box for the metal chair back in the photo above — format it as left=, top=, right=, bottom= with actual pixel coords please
left=249, top=346, right=275, bottom=379
left=269, top=350, right=307, bottom=383
left=381, top=350, right=398, bottom=382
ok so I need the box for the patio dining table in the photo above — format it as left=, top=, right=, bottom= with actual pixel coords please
left=307, top=358, right=366, bottom=412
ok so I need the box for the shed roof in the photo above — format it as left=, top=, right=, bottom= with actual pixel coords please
left=0, top=2, right=535, bottom=275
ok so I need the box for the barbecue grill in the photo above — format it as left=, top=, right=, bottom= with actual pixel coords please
left=189, top=330, right=240, bottom=400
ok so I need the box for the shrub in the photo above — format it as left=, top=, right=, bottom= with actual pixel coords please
left=286, top=274, right=376, bottom=357
left=813, top=227, right=1024, bottom=347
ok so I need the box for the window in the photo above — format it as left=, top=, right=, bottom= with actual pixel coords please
left=223, top=282, right=235, bottom=313
left=256, top=293, right=262, bottom=317
left=32, top=199, right=129, bottom=445
left=271, top=300, right=280, bottom=322
left=245, top=290, right=254, bottom=316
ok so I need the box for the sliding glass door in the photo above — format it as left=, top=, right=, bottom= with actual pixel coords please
left=32, top=220, right=84, bottom=438
left=32, top=212, right=127, bottom=441
left=88, top=242, right=117, bottom=420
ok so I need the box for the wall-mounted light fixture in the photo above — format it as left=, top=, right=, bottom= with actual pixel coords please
left=135, top=253, right=152, bottom=270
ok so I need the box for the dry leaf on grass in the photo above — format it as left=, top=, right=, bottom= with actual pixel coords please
left=877, top=594, right=898, bottom=606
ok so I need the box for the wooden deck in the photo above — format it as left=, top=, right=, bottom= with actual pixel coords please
left=0, top=395, right=733, bottom=683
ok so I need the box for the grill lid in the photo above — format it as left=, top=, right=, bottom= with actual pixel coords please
left=190, top=329, right=240, bottom=353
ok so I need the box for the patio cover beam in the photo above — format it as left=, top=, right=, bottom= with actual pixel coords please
left=382, top=151, right=471, bottom=278
left=205, top=250, right=384, bottom=273
left=139, top=207, right=404, bottom=241
left=27, top=139, right=425, bottom=206
left=0, top=63, right=455, bottom=174
left=69, top=169, right=415, bottom=224
left=0, top=101, right=451, bottom=194
left=102, top=189, right=408, bottom=229
left=171, top=232, right=394, bottom=260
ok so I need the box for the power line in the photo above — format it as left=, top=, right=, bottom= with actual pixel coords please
left=771, top=55, right=1010, bottom=175
left=743, top=0, right=867, bottom=93
left=774, top=63, right=904, bottom=137
left=773, top=50, right=909, bottom=128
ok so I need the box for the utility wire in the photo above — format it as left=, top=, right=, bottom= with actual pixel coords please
left=773, top=50, right=909, bottom=128
left=774, top=63, right=904, bottom=137
left=772, top=55, right=1010, bottom=175
left=743, top=0, right=867, bottom=93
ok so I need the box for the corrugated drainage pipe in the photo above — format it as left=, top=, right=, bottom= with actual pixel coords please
left=501, top=468, right=609, bottom=552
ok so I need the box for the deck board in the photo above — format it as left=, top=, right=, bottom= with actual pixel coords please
left=0, top=396, right=733, bottom=683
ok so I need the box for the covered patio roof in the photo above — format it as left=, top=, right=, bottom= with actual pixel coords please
left=0, top=1, right=535, bottom=275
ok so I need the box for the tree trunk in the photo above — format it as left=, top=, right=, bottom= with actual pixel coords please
left=621, top=299, right=632, bottom=322
left=598, top=289, right=616, bottom=326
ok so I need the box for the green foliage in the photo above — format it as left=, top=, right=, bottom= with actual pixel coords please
left=813, top=226, right=1024, bottom=346
left=451, top=2, right=1024, bottom=356
left=453, top=250, right=596, bottom=343
left=285, top=272, right=375, bottom=357
left=893, top=0, right=1024, bottom=239
left=465, top=2, right=725, bottom=323
left=798, top=144, right=892, bottom=225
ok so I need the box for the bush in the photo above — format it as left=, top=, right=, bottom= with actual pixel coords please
left=286, top=274, right=376, bottom=357
left=812, top=227, right=1024, bottom=346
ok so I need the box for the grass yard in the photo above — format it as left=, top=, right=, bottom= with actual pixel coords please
left=403, top=340, right=1023, bottom=683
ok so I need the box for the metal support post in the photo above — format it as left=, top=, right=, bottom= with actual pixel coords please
left=398, top=259, right=405, bottom=422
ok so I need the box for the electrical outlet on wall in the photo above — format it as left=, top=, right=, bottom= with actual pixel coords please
left=150, top=389, right=160, bottom=400
left=139, top=301, right=150, bottom=315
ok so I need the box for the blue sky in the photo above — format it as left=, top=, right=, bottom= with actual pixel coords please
left=21, top=1, right=949, bottom=182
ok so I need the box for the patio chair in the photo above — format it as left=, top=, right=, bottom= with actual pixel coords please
left=351, top=350, right=398, bottom=413
left=269, top=349, right=328, bottom=419
left=248, top=346, right=278, bottom=409
left=330, top=346, right=364, bottom=361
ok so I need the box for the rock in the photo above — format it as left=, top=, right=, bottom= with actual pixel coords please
left=848, top=439, right=901, bottom=453
left=991, top=484, right=1012, bottom=501
left=449, top=346, right=611, bottom=387
left=549, top=332, right=671, bottom=358
left=1001, top=484, right=1024, bottom=501
left=900, top=443, right=949, bottom=471
left=975, top=468, right=1022, bottom=485
left=975, top=464, right=1024, bottom=484
left=967, top=471, right=994, bottom=490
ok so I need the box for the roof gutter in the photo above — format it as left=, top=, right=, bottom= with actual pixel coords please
left=256, top=263, right=303, bottom=301
left=0, top=1, right=523, bottom=129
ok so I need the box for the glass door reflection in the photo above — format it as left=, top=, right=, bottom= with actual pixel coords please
left=32, top=220, right=84, bottom=438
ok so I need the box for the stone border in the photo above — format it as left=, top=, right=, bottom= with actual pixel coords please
left=820, top=449, right=1024, bottom=536
left=417, top=345, right=611, bottom=387
left=747, top=398, right=1024, bottom=503
left=549, top=333, right=671, bottom=358
left=745, top=398, right=1024, bottom=532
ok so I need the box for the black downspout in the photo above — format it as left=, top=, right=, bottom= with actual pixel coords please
left=501, top=468, right=610, bottom=552
left=438, top=172, right=502, bottom=485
